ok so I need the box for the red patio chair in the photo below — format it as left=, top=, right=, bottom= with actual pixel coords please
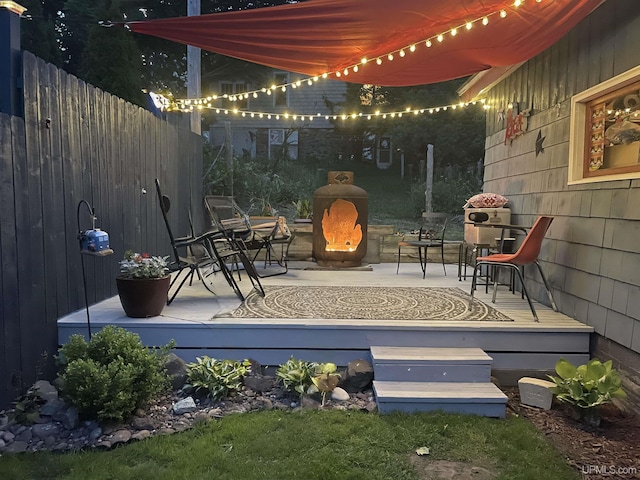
left=468, top=215, right=558, bottom=322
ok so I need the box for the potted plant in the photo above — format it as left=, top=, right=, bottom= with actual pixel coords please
left=292, top=199, right=312, bottom=223
left=116, top=250, right=171, bottom=318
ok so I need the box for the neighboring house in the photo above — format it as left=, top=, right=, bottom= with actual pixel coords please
left=460, top=0, right=640, bottom=403
left=208, top=70, right=348, bottom=161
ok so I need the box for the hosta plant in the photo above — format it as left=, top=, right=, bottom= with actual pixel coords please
left=311, top=363, right=341, bottom=406
left=276, top=356, right=317, bottom=397
left=185, top=357, right=251, bottom=401
left=547, top=357, right=626, bottom=426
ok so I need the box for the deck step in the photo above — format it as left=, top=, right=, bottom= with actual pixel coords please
left=373, top=381, right=507, bottom=417
left=371, top=346, right=493, bottom=382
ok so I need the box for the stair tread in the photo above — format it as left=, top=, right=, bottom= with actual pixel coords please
left=373, top=381, right=507, bottom=402
left=371, top=346, right=492, bottom=363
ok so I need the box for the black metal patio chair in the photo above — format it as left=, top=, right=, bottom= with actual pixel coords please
left=155, top=179, right=262, bottom=302
left=204, top=195, right=292, bottom=277
left=396, top=213, right=454, bottom=278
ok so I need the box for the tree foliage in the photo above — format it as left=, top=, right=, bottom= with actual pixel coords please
left=20, top=0, right=63, bottom=67
left=80, top=1, right=146, bottom=106
left=337, top=79, right=486, bottom=172
left=20, top=0, right=303, bottom=105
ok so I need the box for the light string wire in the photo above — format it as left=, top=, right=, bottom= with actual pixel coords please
left=162, top=0, right=542, bottom=116
left=182, top=98, right=488, bottom=123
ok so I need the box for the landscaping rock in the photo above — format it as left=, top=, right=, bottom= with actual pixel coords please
left=165, top=353, right=188, bottom=390
left=55, top=406, right=79, bottom=430
left=244, top=375, right=276, bottom=393
left=110, top=430, right=132, bottom=446
left=173, top=397, right=197, bottom=414
left=132, top=416, right=157, bottom=431
left=518, top=377, right=555, bottom=410
left=5, top=441, right=28, bottom=453
left=340, top=359, right=374, bottom=392
left=331, top=387, right=350, bottom=402
left=132, top=430, right=151, bottom=441
left=33, top=380, right=59, bottom=402
left=40, top=398, right=66, bottom=417
left=301, top=396, right=321, bottom=409
left=32, top=422, right=60, bottom=440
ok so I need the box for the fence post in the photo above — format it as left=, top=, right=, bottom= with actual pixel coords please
left=0, top=2, right=25, bottom=117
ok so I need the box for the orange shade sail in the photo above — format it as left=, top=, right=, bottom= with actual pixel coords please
left=128, top=0, right=603, bottom=86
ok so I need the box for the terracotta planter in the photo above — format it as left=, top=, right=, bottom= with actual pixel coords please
left=116, top=276, right=170, bottom=318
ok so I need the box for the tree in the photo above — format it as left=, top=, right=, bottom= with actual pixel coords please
left=20, top=0, right=63, bottom=67
left=80, top=0, right=145, bottom=106
left=336, top=79, right=486, bottom=173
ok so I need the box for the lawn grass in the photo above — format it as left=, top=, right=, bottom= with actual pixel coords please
left=0, top=410, right=578, bottom=480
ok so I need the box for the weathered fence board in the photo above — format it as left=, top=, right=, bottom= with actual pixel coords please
left=0, top=52, right=202, bottom=407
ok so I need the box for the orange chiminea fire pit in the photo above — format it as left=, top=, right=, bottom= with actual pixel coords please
left=312, top=171, right=368, bottom=267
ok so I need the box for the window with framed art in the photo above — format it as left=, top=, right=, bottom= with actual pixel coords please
left=569, top=65, right=640, bottom=184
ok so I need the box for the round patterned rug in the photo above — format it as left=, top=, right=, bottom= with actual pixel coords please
left=223, top=286, right=512, bottom=321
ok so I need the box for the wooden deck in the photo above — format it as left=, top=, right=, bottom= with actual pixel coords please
left=57, top=262, right=592, bottom=385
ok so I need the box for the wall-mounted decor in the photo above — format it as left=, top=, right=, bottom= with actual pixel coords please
left=535, top=130, right=546, bottom=157
left=568, top=64, right=640, bottom=184
left=504, top=101, right=532, bottom=145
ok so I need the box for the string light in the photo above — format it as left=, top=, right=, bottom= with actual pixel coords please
left=169, top=0, right=540, bottom=109
left=167, top=99, right=484, bottom=122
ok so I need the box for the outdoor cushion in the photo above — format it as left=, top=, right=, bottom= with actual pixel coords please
left=465, top=193, right=509, bottom=209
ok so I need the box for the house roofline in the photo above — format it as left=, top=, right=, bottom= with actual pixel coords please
left=457, top=63, right=525, bottom=102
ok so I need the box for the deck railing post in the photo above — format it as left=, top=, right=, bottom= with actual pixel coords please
left=0, top=1, right=25, bottom=117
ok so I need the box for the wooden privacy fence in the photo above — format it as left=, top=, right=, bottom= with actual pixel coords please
left=0, top=52, right=203, bottom=407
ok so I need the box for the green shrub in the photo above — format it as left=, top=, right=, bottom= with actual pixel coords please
left=276, top=356, right=317, bottom=397
left=409, top=175, right=481, bottom=216
left=185, top=357, right=251, bottom=400
left=57, top=326, right=171, bottom=423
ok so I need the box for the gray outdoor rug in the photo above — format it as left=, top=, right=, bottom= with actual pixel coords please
left=219, top=286, right=512, bottom=321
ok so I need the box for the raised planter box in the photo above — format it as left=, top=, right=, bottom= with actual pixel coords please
left=288, top=224, right=461, bottom=264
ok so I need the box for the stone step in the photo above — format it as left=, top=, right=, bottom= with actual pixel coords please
left=371, top=346, right=493, bottom=382
left=373, top=381, right=507, bottom=417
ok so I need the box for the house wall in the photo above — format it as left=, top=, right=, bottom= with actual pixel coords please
left=209, top=73, right=347, bottom=161
left=483, top=0, right=640, bottom=399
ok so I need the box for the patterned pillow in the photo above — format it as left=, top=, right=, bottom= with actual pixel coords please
left=465, top=193, right=509, bottom=208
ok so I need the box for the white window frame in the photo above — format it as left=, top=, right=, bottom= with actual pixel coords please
left=219, top=81, right=248, bottom=109
left=273, top=72, right=289, bottom=108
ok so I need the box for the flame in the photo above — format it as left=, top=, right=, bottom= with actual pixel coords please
left=321, top=198, right=362, bottom=252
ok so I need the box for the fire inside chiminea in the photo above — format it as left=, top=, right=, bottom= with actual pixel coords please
left=312, top=171, right=368, bottom=267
